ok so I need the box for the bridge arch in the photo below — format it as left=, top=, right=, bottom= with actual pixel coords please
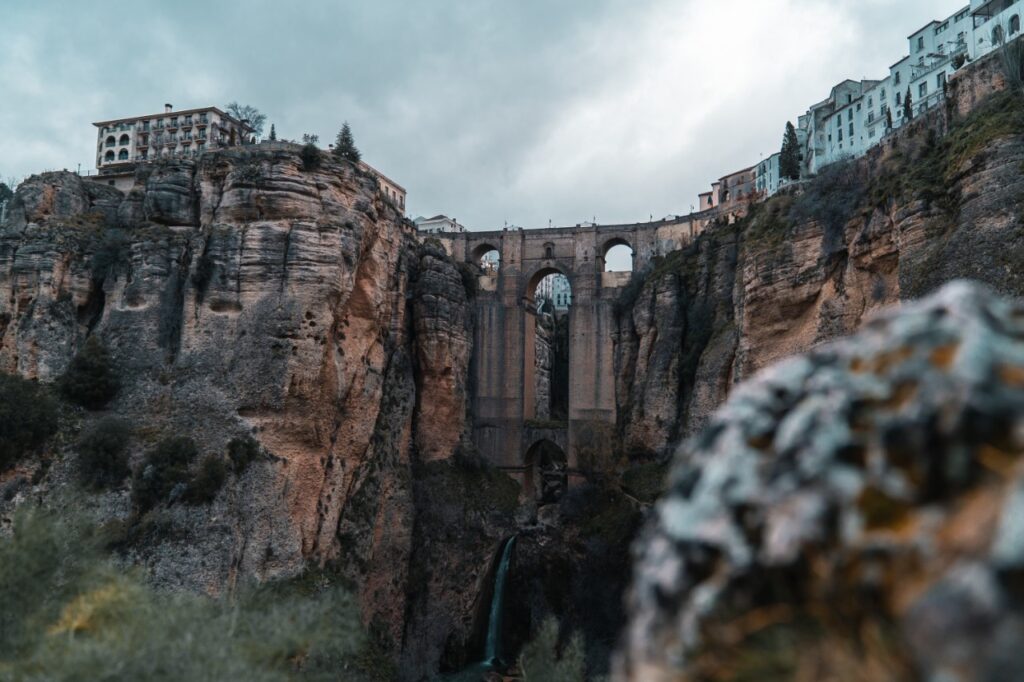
left=471, top=242, right=501, bottom=274
left=600, top=236, right=635, bottom=272
left=524, top=438, right=568, bottom=502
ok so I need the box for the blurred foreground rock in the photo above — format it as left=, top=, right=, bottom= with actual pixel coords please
left=619, top=281, right=1024, bottom=682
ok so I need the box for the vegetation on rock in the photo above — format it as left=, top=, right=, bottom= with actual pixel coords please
left=227, top=435, right=260, bottom=474
left=333, top=122, right=361, bottom=163
left=184, top=454, right=228, bottom=505
left=0, top=373, right=58, bottom=472
left=77, top=418, right=131, bottom=490
left=518, top=618, right=585, bottom=682
left=131, top=436, right=198, bottom=512
left=0, top=507, right=364, bottom=680
left=59, top=336, right=120, bottom=410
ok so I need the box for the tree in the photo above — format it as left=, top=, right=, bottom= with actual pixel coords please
left=302, top=133, right=319, bottom=144
left=885, top=107, right=894, bottom=130
left=779, top=121, right=801, bottom=181
left=333, top=122, right=361, bottom=163
left=0, top=181, right=12, bottom=205
left=268, top=124, right=277, bottom=141
left=59, top=336, right=120, bottom=410
left=903, top=87, right=914, bottom=122
left=223, top=102, right=266, bottom=139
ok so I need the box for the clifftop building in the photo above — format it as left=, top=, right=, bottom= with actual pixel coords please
left=92, top=104, right=254, bottom=191
left=415, top=215, right=466, bottom=234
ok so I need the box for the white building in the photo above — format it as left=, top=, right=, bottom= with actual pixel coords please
left=93, top=104, right=254, bottom=190
left=415, top=214, right=466, bottom=234
left=794, top=2, right=1021, bottom=179
left=536, top=274, right=572, bottom=312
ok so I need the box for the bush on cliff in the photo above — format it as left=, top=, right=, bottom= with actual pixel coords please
left=77, top=418, right=131, bottom=490
left=59, top=336, right=120, bottom=410
left=300, top=143, right=322, bottom=171
left=227, top=435, right=260, bottom=474
left=0, top=373, right=59, bottom=472
left=131, top=436, right=197, bottom=512
left=183, top=454, right=227, bottom=505
left=0, top=507, right=364, bottom=679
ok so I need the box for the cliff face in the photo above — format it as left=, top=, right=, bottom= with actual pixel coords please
left=614, top=65, right=1024, bottom=458
left=0, top=147, right=495, bottom=678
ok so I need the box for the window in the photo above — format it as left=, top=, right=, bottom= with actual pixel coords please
left=994, top=25, right=1005, bottom=44
left=919, top=82, right=928, bottom=97
left=104, top=150, right=115, bottom=162
left=848, top=109, right=853, bottom=121
left=119, top=134, right=130, bottom=146
left=896, top=91, right=902, bottom=105
left=868, top=111, right=875, bottom=123
left=856, top=103, right=862, bottom=112
left=838, top=129, right=843, bottom=142
left=917, top=36, right=925, bottom=51
left=880, top=89, right=886, bottom=100
left=1012, top=15, right=1021, bottom=35
left=937, top=72, right=946, bottom=89
left=105, top=136, right=116, bottom=147
left=849, top=122, right=854, bottom=136
left=868, top=97, right=873, bottom=107
left=895, top=72, right=901, bottom=85
left=118, top=149, right=129, bottom=160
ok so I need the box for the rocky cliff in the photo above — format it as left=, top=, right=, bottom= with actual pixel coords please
left=0, top=146, right=504, bottom=678
left=614, top=59, right=1024, bottom=460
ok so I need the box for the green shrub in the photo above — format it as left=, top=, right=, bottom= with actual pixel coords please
left=131, top=436, right=197, bottom=512
left=518, top=618, right=585, bottom=682
left=77, top=418, right=131, bottom=490
left=300, top=143, right=322, bottom=171
left=184, top=455, right=227, bottom=505
left=227, top=435, right=260, bottom=474
left=58, top=336, right=120, bottom=410
left=0, top=373, right=59, bottom=472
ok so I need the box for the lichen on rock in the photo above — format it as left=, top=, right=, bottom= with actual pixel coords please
left=618, top=281, right=1024, bottom=682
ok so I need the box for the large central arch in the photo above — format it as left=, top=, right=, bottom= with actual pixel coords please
left=523, top=266, right=572, bottom=422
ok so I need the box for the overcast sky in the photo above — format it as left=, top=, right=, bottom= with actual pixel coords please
left=1, top=0, right=967, bottom=230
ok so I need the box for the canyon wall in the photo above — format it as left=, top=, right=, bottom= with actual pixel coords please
left=614, top=55, right=1024, bottom=460
left=0, top=147, right=505, bottom=678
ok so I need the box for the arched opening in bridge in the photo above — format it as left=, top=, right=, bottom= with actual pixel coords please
left=524, top=439, right=568, bottom=503
left=472, top=243, right=501, bottom=274
left=602, top=239, right=634, bottom=272
left=524, top=268, right=571, bottom=423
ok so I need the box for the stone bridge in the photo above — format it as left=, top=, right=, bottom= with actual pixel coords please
left=431, top=214, right=710, bottom=494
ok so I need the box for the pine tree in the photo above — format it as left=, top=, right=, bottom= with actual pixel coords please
left=779, top=121, right=801, bottom=181
left=886, top=107, right=893, bottom=130
left=903, top=87, right=914, bottom=122
left=333, top=122, right=361, bottom=163
left=269, top=124, right=277, bottom=141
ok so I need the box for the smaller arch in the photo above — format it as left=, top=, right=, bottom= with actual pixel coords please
left=1011, top=15, right=1020, bottom=36
left=600, top=237, right=635, bottom=273
left=104, top=150, right=115, bottom=162
left=119, top=134, right=130, bottom=146
left=471, top=243, right=501, bottom=274
left=105, top=136, right=116, bottom=148
left=524, top=439, right=568, bottom=503
left=117, top=149, right=129, bottom=161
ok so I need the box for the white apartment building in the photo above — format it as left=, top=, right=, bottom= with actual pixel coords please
left=415, top=214, right=465, bottom=233
left=797, top=2, right=1020, bottom=178
left=93, top=104, right=254, bottom=191
left=536, top=274, right=572, bottom=312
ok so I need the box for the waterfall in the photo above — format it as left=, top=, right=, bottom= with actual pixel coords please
left=483, top=536, right=516, bottom=668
